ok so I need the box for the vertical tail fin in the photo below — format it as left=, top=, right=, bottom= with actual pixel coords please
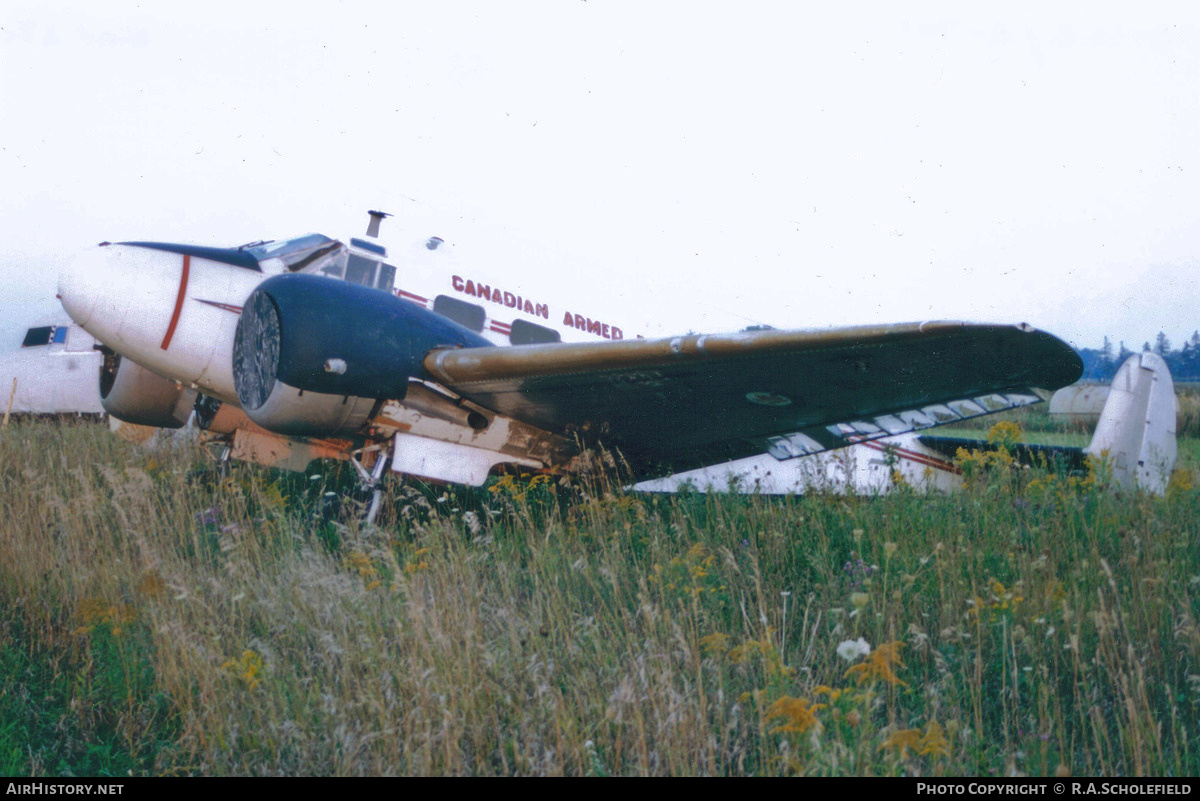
left=1084, top=352, right=1177, bottom=493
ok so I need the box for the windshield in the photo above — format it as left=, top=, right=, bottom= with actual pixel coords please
left=245, top=234, right=333, bottom=261
left=245, top=234, right=346, bottom=274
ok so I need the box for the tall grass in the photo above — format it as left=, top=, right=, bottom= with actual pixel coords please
left=1, top=418, right=1198, bottom=776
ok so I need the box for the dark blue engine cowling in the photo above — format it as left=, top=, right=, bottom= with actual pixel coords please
left=232, top=273, right=491, bottom=435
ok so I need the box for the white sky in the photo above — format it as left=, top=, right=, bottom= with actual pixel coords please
left=3, top=1, right=1199, bottom=351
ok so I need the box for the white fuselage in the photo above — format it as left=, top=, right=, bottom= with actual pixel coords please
left=58, top=230, right=644, bottom=406
left=0, top=324, right=104, bottom=415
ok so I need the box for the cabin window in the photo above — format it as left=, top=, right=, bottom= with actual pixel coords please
left=432, top=295, right=486, bottom=333
left=21, top=326, right=54, bottom=347
left=509, top=318, right=561, bottom=345
left=53, top=326, right=69, bottom=344
left=376, top=263, right=396, bottom=293
left=345, top=254, right=377, bottom=287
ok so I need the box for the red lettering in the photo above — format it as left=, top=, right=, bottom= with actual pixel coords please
left=612, top=327, right=623, bottom=340
left=574, top=314, right=586, bottom=329
left=454, top=279, right=556, bottom=324
left=563, top=311, right=575, bottom=327
left=601, top=323, right=610, bottom=339
left=587, top=318, right=602, bottom=335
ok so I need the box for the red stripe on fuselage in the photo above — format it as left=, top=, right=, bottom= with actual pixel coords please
left=195, top=298, right=244, bottom=314
left=160, top=254, right=190, bottom=350
left=397, top=289, right=428, bottom=304
left=861, top=439, right=961, bottom=475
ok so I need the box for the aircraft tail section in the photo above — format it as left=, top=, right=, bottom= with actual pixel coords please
left=1084, top=351, right=1177, bottom=494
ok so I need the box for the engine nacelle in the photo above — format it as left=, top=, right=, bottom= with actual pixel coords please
left=232, top=273, right=491, bottom=437
left=100, top=353, right=196, bottom=428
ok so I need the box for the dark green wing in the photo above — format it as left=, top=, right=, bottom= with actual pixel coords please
left=423, top=320, right=1082, bottom=471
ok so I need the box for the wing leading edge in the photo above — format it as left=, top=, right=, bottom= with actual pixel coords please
left=423, top=321, right=1083, bottom=472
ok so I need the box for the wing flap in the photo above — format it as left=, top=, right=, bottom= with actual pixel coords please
left=763, top=390, right=1043, bottom=460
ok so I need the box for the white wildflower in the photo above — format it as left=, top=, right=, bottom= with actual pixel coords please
left=837, top=637, right=871, bottom=662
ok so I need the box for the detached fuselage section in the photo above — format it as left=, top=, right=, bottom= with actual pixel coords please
left=0, top=323, right=103, bottom=415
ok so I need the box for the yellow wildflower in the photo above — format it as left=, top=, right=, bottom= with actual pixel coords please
left=222, top=649, right=265, bottom=690
left=137, top=571, right=166, bottom=598
left=1168, top=468, right=1194, bottom=498
left=845, top=640, right=907, bottom=687
left=766, top=695, right=825, bottom=734
left=404, top=547, right=432, bottom=574
left=986, top=420, right=1023, bottom=449
left=879, top=728, right=923, bottom=756
left=699, top=632, right=731, bottom=657
left=812, top=684, right=845, bottom=702
left=73, top=598, right=137, bottom=637
left=919, top=720, right=950, bottom=757
left=880, top=720, right=949, bottom=758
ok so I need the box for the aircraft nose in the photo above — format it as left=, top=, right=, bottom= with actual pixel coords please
left=56, top=241, right=220, bottom=380
left=58, top=244, right=115, bottom=327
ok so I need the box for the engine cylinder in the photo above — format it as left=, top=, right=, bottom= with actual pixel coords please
left=100, top=353, right=196, bottom=428
left=232, top=273, right=491, bottom=436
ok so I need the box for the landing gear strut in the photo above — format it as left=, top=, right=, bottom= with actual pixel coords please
left=349, top=442, right=393, bottom=525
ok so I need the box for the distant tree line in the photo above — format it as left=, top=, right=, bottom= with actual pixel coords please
left=1077, top=331, right=1200, bottom=382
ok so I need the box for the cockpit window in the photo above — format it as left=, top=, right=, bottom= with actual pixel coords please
left=245, top=234, right=333, bottom=262
left=376, top=263, right=396, bottom=293
left=345, top=254, right=377, bottom=287
left=245, top=234, right=347, bottom=275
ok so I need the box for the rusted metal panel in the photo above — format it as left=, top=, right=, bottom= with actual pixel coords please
left=425, top=321, right=977, bottom=384
left=227, top=428, right=351, bottom=473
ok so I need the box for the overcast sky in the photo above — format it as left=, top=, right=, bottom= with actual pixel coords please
left=3, top=1, right=1199, bottom=352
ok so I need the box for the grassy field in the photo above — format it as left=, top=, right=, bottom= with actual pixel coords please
left=1, top=414, right=1199, bottom=776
